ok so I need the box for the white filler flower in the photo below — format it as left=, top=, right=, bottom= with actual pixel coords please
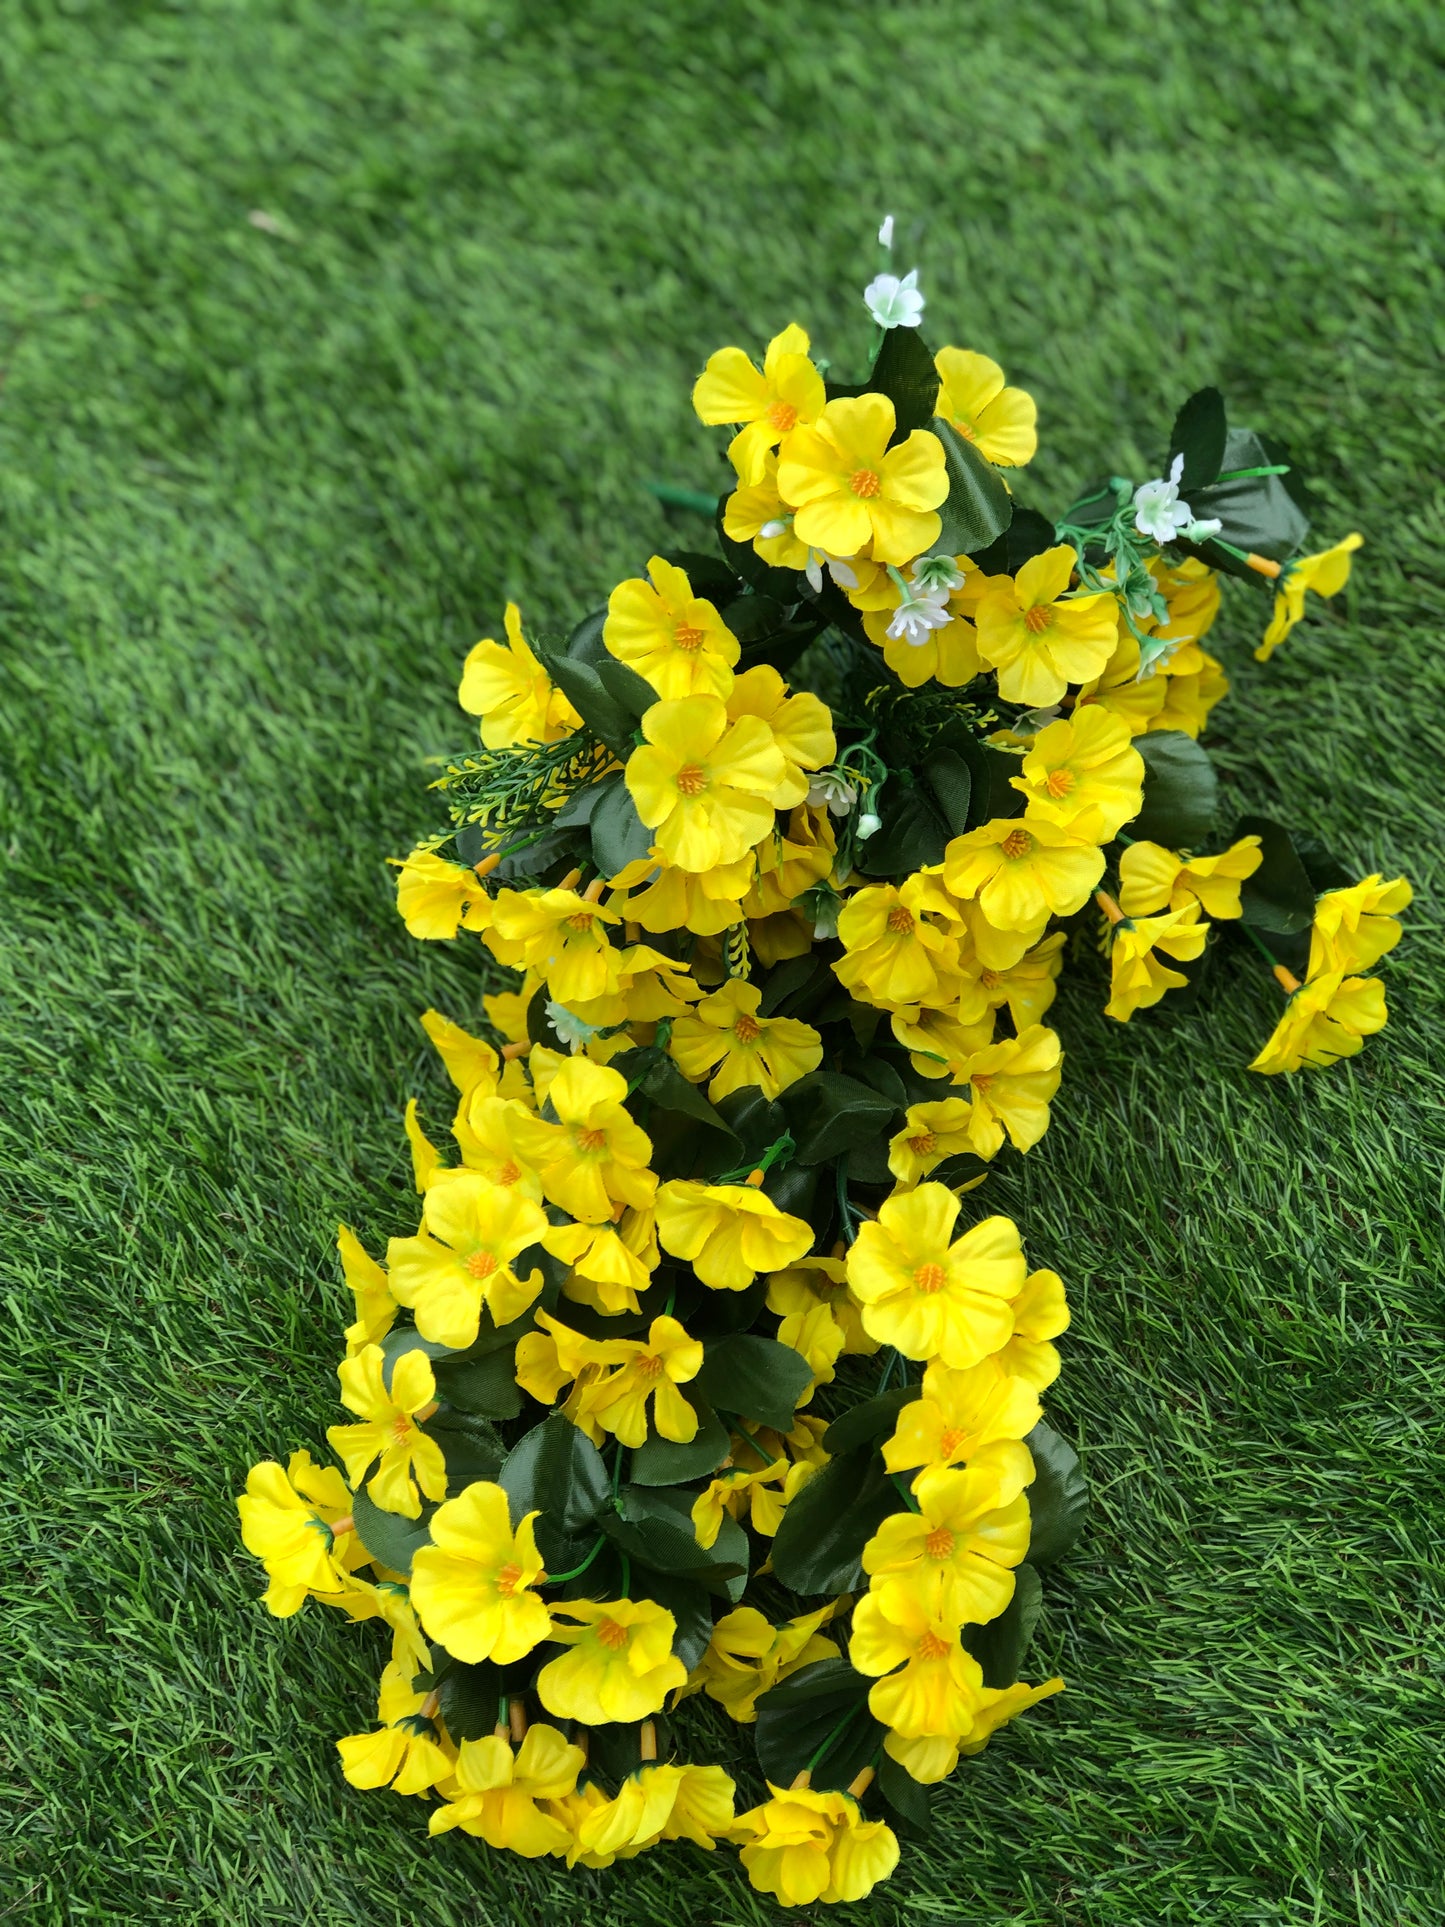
left=1133, top=454, right=1221, bottom=547
left=864, top=268, right=924, bottom=330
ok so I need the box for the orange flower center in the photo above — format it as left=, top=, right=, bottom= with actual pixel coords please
left=1024, top=603, right=1055, bottom=635
left=909, top=1132, right=936, bottom=1156
left=886, top=905, right=914, bottom=935
left=1045, top=767, right=1076, bottom=798
left=1000, top=828, right=1035, bottom=860
left=577, top=1128, right=608, bottom=1153
left=925, top=1526, right=956, bottom=1560
left=495, top=1561, right=523, bottom=1596
left=916, top=1630, right=951, bottom=1660
left=971, top=1073, right=993, bottom=1094
left=636, top=1353, right=664, bottom=1379
left=675, top=763, right=708, bottom=797
left=496, top=1159, right=521, bottom=1186
left=567, top=910, right=598, bottom=930
left=595, top=1617, right=629, bottom=1651
left=953, top=417, right=976, bottom=441
left=849, top=466, right=882, bottom=500
left=767, top=399, right=798, bottom=432
left=465, top=1250, right=499, bottom=1280
left=673, top=623, right=706, bottom=653
left=733, top=1013, right=762, bottom=1043
left=979, top=968, right=1001, bottom=990
left=939, top=1426, right=967, bottom=1457
left=913, top=1262, right=947, bottom=1295
left=391, top=1412, right=414, bottom=1440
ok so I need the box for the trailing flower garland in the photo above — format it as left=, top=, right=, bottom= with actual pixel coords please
left=240, top=240, right=1409, bottom=1905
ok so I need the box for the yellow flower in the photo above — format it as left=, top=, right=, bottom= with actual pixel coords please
left=1075, top=629, right=1168, bottom=736
left=745, top=803, right=837, bottom=916
left=607, top=851, right=753, bottom=935
left=337, top=1660, right=454, bottom=1798
left=975, top=547, right=1118, bottom=705
left=957, top=1024, right=1063, bottom=1159
left=934, top=347, right=1038, bottom=467
left=1256, top=533, right=1363, bottom=662
left=236, top=1451, right=366, bottom=1616
left=884, top=1674, right=1064, bottom=1783
left=604, top=556, right=741, bottom=702
left=725, top=664, right=836, bottom=807
left=690, top=1459, right=788, bottom=1547
left=734, top=1784, right=899, bottom=1906
left=458, top=602, right=581, bottom=747
left=485, top=885, right=622, bottom=1005
left=861, top=556, right=993, bottom=689
left=777, top=394, right=948, bottom=566
left=849, top=1592, right=980, bottom=1739
left=410, top=1481, right=551, bottom=1665
left=848, top=1187, right=1026, bottom=1367
left=626, top=696, right=786, bottom=872
left=388, top=1173, right=548, bottom=1347
left=1308, top=874, right=1411, bottom=977
left=1012, top=707, right=1144, bottom=843
left=722, top=448, right=811, bottom=571
left=419, top=1007, right=501, bottom=1102
left=834, top=874, right=965, bottom=1009
left=546, top=1216, right=655, bottom=1317
left=992, top=1267, right=1071, bottom=1390
left=1150, top=651, right=1229, bottom=737
left=539, top=1598, right=687, bottom=1723
left=887, top=1098, right=976, bottom=1185
left=326, top=1345, right=448, bottom=1520
left=693, top=1604, right=840, bottom=1722
left=1118, top=837, right=1263, bottom=920
left=1249, top=971, right=1387, bottom=1074
left=882, top=1359, right=1042, bottom=1475
left=693, top=322, right=826, bottom=484
left=575, top=1761, right=737, bottom=1858
left=512, top=1056, right=656, bottom=1223
left=669, top=977, right=822, bottom=1102
left=394, top=848, right=493, bottom=940
left=1105, top=902, right=1208, bottom=1022
left=863, top=1461, right=1032, bottom=1626
left=977, top=931, right=1066, bottom=1030
left=337, top=1224, right=397, bottom=1355
left=655, top=1178, right=814, bottom=1291
left=888, top=1003, right=996, bottom=1082
left=766, top=1255, right=878, bottom=1355
left=1146, top=555, right=1221, bottom=647
left=577, top=1315, right=704, bottom=1448
left=944, top=818, right=1105, bottom=936
left=429, top=1723, right=585, bottom=1854
left=449, top=1095, right=545, bottom=1200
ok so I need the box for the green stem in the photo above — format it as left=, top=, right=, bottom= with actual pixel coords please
left=618, top=1551, right=632, bottom=1597
left=1214, top=463, right=1290, bottom=481
left=646, top=481, right=719, bottom=515
left=836, top=1162, right=857, bottom=1245
left=889, top=1473, right=922, bottom=1514
left=546, top=1531, right=608, bottom=1585
left=807, top=1707, right=861, bottom=1775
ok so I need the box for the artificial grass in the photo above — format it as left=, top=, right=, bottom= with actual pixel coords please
left=1, top=2, right=1442, bottom=1922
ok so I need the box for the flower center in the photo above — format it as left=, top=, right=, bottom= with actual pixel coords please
left=675, top=763, right=709, bottom=797
left=567, top=910, right=598, bottom=930
left=733, top=1013, right=762, bottom=1043
left=636, top=1353, right=664, bottom=1379
left=465, top=1250, right=499, bottom=1280
left=916, top=1630, right=951, bottom=1660
left=673, top=623, right=706, bottom=653
left=925, top=1526, right=956, bottom=1560
left=1045, top=767, right=1076, bottom=797
left=595, top=1617, right=629, bottom=1651
left=951, top=416, right=976, bottom=442
left=913, top=1262, right=947, bottom=1295
left=886, top=905, right=914, bottom=935
left=971, top=1073, right=993, bottom=1094
left=909, top=1132, right=936, bottom=1156
left=1024, top=603, right=1055, bottom=635
left=391, top=1412, right=414, bottom=1440
left=849, top=466, right=882, bottom=500
left=979, top=968, right=1001, bottom=990
left=495, top=1561, right=523, bottom=1596
left=767, top=399, right=798, bottom=432
left=577, top=1128, right=608, bottom=1153
left=938, top=1426, right=967, bottom=1457
left=496, top=1159, right=521, bottom=1186
left=1000, top=828, right=1035, bottom=861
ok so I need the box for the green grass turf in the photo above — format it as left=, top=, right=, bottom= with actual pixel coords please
left=1, top=3, right=1442, bottom=1922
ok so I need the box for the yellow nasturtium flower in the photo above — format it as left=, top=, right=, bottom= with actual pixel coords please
left=1256, top=532, right=1363, bottom=662
left=777, top=394, right=948, bottom=567
left=605, top=556, right=741, bottom=702
left=669, top=977, right=822, bottom=1101
left=607, top=850, right=754, bottom=936
left=336, top=1659, right=454, bottom=1798
left=693, top=322, right=826, bottom=485
left=849, top=1592, right=981, bottom=1740
left=933, top=347, right=1038, bottom=468
left=485, top=886, right=623, bottom=1006
left=977, top=931, right=1066, bottom=1030
left=884, top=1673, right=1065, bottom=1784
left=975, top=546, right=1118, bottom=706
left=539, top=1598, right=687, bottom=1723
left=1249, top=971, right=1387, bottom=1074
left=882, top=1358, right=1042, bottom=1475
left=765, top=1254, right=877, bottom=1355
left=458, top=601, right=581, bottom=747
left=863, top=1461, right=1032, bottom=1626
left=448, top=1094, right=545, bottom=1199
left=1104, top=902, right=1208, bottom=1021
left=575, top=1761, right=738, bottom=1860
left=655, top=1178, right=814, bottom=1290
left=388, top=1173, right=548, bottom=1347
left=944, top=818, right=1105, bottom=936
left=236, top=1451, right=367, bottom=1616
left=692, top=1604, right=840, bottom=1722
left=337, top=1224, right=397, bottom=1355
left=957, top=1024, right=1063, bottom=1158
left=725, top=664, right=836, bottom=807
left=429, top=1723, right=586, bottom=1854
left=625, top=695, right=786, bottom=872
left=545, top=1216, right=655, bottom=1317
left=394, top=848, right=493, bottom=940
left=991, top=1266, right=1071, bottom=1391
left=326, top=1345, right=448, bottom=1520
left=409, top=1480, right=551, bottom=1665
left=577, top=1315, right=704, bottom=1448
left=419, top=1007, right=501, bottom=1103
left=1117, top=837, right=1263, bottom=920
left=887, top=1098, right=977, bottom=1185
left=847, top=1186, right=1027, bottom=1368
left=1308, top=874, right=1411, bottom=977
left=733, top=1782, right=899, bottom=1907
left=834, top=875, right=962, bottom=1009
left=518, top=1056, right=657, bottom=1222
left=1012, top=707, right=1144, bottom=843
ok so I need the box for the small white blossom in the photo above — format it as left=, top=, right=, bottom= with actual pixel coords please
left=806, top=771, right=858, bottom=817
left=910, top=554, right=966, bottom=595
left=856, top=812, right=883, bottom=840
left=759, top=518, right=790, bottom=540
left=1182, top=516, right=1223, bottom=542
left=886, top=581, right=954, bottom=647
left=877, top=214, right=895, bottom=250
left=546, top=1002, right=601, bottom=1052
left=804, top=548, right=860, bottom=594
left=1133, top=453, right=1203, bottom=546
left=863, top=268, right=924, bottom=331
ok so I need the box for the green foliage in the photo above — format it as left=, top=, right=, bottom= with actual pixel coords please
left=770, top=1446, right=902, bottom=1593
left=695, top=1333, right=813, bottom=1432
left=498, top=1416, right=611, bottom=1569
left=933, top=419, right=1015, bottom=556
left=753, top=1657, right=883, bottom=1792
left=1024, top=1423, right=1090, bottom=1568
left=350, top=1492, right=433, bottom=1577
left=781, top=1070, right=899, bottom=1163
left=1132, top=730, right=1220, bottom=848
left=1169, top=386, right=1229, bottom=493
left=963, top=1563, right=1044, bottom=1689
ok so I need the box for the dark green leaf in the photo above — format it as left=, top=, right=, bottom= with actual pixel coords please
left=553, top=780, right=608, bottom=830
left=1183, top=427, right=1310, bottom=579
left=601, top=1485, right=746, bottom=1596
left=933, top=419, right=1014, bottom=557
left=922, top=747, right=973, bottom=836
left=761, top=1156, right=821, bottom=1226
left=954, top=731, right=1026, bottom=827
left=635, top=1568, right=716, bottom=1671
left=878, top=1752, right=933, bottom=1835
left=781, top=1071, right=898, bottom=1165
left=589, top=774, right=654, bottom=877
left=757, top=953, right=828, bottom=1018
left=612, top=1047, right=740, bottom=1145
left=696, top=1333, right=813, bottom=1433
left=1293, top=833, right=1352, bottom=895
left=433, top=1349, right=524, bottom=1420
left=1132, top=731, right=1218, bottom=848
left=351, top=1490, right=433, bottom=1577
left=498, top=1415, right=611, bottom=1569
left=869, top=326, right=941, bottom=439
left=754, top=1658, right=882, bottom=1792
left=1235, top=814, right=1318, bottom=936
left=595, top=656, right=658, bottom=722
left=435, top=1655, right=535, bottom=1739
left=1168, top=386, right=1228, bottom=494
left=629, top=1397, right=732, bottom=1486
left=525, top=982, right=570, bottom=1053
left=420, top=1412, right=505, bottom=1488
left=822, top=1383, right=921, bottom=1456
left=962, top=1563, right=1043, bottom=1688
left=771, top=1446, right=901, bottom=1593
left=969, top=506, right=1058, bottom=576
left=532, top=631, right=636, bottom=758
left=857, top=775, right=949, bottom=875
left=714, top=1087, right=788, bottom=1163
left=849, top=1053, right=910, bottom=1112
left=1026, top=1422, right=1089, bottom=1568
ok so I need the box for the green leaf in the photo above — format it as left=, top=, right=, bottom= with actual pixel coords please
left=433, top=1653, right=536, bottom=1739
left=781, top=1071, right=898, bottom=1165
left=532, top=627, right=636, bottom=758
left=588, top=773, right=653, bottom=877
left=1132, top=731, right=1218, bottom=848
left=635, top=1567, right=717, bottom=1671
left=933, top=419, right=1014, bottom=557
left=878, top=1752, right=933, bottom=1835
left=432, top=1349, right=523, bottom=1420
left=552, top=779, right=608, bottom=830
left=757, top=953, right=829, bottom=1018
left=351, top=1490, right=433, bottom=1576
left=498, top=1415, right=611, bottom=1569
left=822, top=1383, right=921, bottom=1457
left=754, top=1658, right=882, bottom=1792
left=696, top=1333, right=813, bottom=1433
left=954, top=730, right=1026, bottom=827
left=629, top=1397, right=732, bottom=1486
left=922, top=747, right=973, bottom=836
left=601, top=1485, right=747, bottom=1596
left=1025, top=1422, right=1089, bottom=1568
left=856, top=774, right=949, bottom=875
left=771, top=1446, right=901, bottom=1593
left=594, top=656, right=658, bottom=722
left=612, top=1047, right=740, bottom=1145
left=868, top=326, right=941, bottom=438
left=970, top=505, right=1058, bottom=576
left=1168, top=386, right=1228, bottom=494
left=1184, top=427, right=1310, bottom=578
left=1293, top=832, right=1352, bottom=895
left=712, top=1086, right=787, bottom=1162
left=962, top=1563, right=1043, bottom=1688
left=420, top=1412, right=505, bottom=1489
left=1235, top=814, right=1318, bottom=937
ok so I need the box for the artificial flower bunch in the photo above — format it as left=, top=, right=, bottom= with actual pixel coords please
left=240, top=249, right=1407, bottom=1905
